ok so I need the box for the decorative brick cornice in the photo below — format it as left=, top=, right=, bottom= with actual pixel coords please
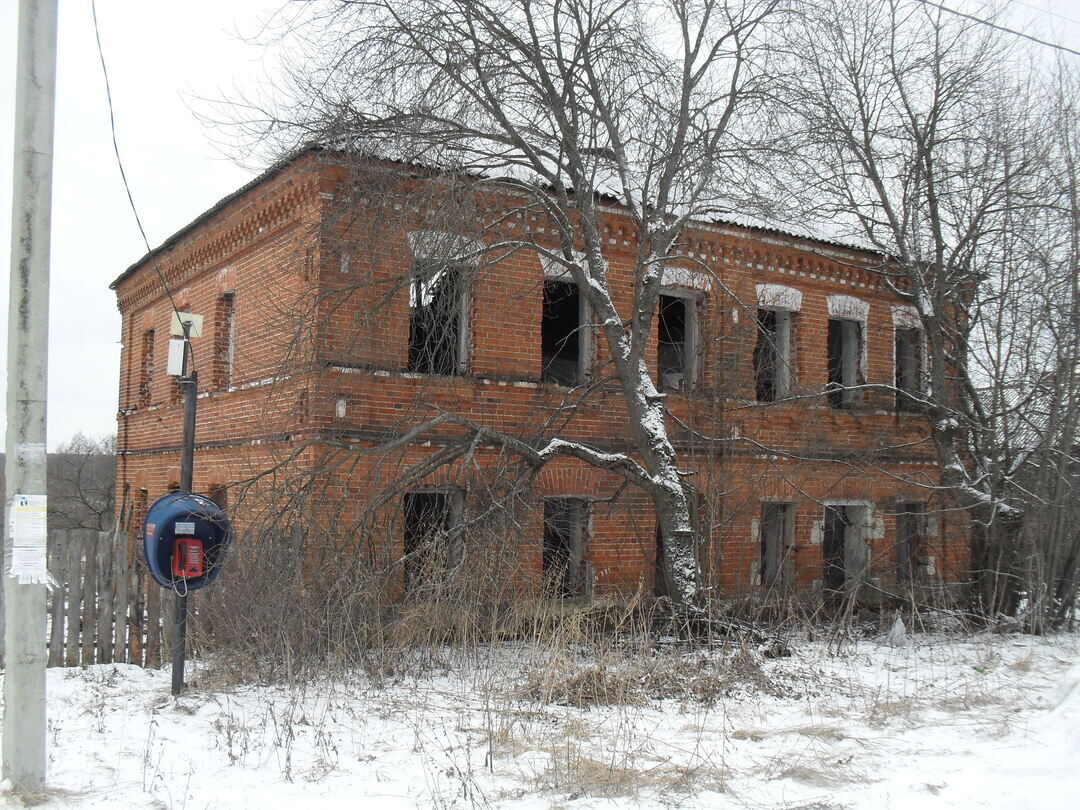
left=116, top=170, right=322, bottom=314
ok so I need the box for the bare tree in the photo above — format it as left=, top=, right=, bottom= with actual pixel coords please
left=232, top=0, right=781, bottom=604
left=1005, top=61, right=1080, bottom=629
left=48, top=432, right=116, bottom=532
left=780, top=0, right=1080, bottom=624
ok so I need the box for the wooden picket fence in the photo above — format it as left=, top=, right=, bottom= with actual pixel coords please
left=46, top=529, right=176, bottom=668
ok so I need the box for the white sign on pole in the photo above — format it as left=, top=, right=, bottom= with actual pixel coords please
left=7, top=494, right=48, bottom=584
left=170, top=311, right=203, bottom=337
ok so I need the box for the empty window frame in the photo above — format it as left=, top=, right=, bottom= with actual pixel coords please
left=658, top=292, right=698, bottom=392
left=895, top=502, right=925, bottom=582
left=754, top=309, right=794, bottom=401
left=408, top=263, right=469, bottom=376
left=541, top=278, right=589, bottom=385
left=826, top=319, right=863, bottom=408
left=214, top=292, right=236, bottom=390
left=822, top=504, right=872, bottom=593
left=894, top=327, right=924, bottom=409
left=138, top=328, right=155, bottom=405
left=543, top=497, right=589, bottom=597
left=759, top=502, right=795, bottom=587
left=821, top=505, right=850, bottom=592
left=402, top=490, right=463, bottom=593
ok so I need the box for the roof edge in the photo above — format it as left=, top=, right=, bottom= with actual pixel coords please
left=110, top=146, right=885, bottom=293
left=109, top=145, right=322, bottom=291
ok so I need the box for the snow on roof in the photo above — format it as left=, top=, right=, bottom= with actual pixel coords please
left=111, top=146, right=881, bottom=291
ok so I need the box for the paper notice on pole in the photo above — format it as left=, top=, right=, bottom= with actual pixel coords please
left=7, top=494, right=49, bottom=584
left=9, top=547, right=48, bottom=584
left=15, top=442, right=46, bottom=466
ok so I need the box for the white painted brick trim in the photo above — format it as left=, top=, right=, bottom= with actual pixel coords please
left=756, top=283, right=803, bottom=311
left=827, top=294, right=869, bottom=321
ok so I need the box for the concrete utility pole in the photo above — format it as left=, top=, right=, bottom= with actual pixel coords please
left=3, top=0, right=59, bottom=791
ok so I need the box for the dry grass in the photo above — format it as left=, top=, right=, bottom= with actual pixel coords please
left=531, top=731, right=729, bottom=803
left=164, top=598, right=1080, bottom=810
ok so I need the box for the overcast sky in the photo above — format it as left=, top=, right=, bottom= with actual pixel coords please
left=0, top=0, right=1077, bottom=450
left=0, top=0, right=283, bottom=449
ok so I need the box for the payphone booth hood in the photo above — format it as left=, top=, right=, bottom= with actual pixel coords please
left=143, top=493, right=231, bottom=590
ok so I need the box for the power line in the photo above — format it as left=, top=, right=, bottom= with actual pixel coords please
left=914, top=0, right=1080, bottom=57
left=90, top=0, right=189, bottom=342
left=1007, top=0, right=1080, bottom=28
left=92, top=0, right=204, bottom=699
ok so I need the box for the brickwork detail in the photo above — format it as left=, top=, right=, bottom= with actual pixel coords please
left=112, top=155, right=968, bottom=600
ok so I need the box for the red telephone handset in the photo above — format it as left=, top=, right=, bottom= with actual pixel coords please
left=173, top=538, right=205, bottom=578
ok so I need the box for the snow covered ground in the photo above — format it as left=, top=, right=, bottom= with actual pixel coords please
left=1, top=629, right=1077, bottom=809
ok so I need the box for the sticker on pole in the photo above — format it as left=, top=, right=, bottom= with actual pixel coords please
left=7, top=494, right=48, bottom=584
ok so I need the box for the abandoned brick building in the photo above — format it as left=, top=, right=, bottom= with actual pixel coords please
left=111, top=150, right=967, bottom=600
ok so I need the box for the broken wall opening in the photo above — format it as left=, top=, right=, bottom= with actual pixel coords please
left=541, top=279, right=584, bottom=385
left=403, top=490, right=462, bottom=593
left=408, top=264, right=467, bottom=375
left=894, top=327, right=923, bottom=409
left=822, top=504, right=870, bottom=596
left=658, top=293, right=694, bottom=391
left=139, top=328, right=155, bottom=404
left=760, top=502, right=795, bottom=587
left=214, top=292, right=236, bottom=390
left=754, top=309, right=793, bottom=401
left=895, top=502, right=926, bottom=582
left=543, top=497, right=589, bottom=597
left=827, top=318, right=862, bottom=408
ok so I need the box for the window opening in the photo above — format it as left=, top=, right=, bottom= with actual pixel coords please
left=543, top=497, right=588, bottom=597
left=541, top=279, right=586, bottom=385
left=823, top=504, right=870, bottom=594
left=895, top=327, right=923, bottom=409
left=895, top=502, right=925, bottom=582
left=408, top=264, right=467, bottom=375
left=139, top=329, right=155, bottom=405
left=658, top=294, right=693, bottom=391
left=760, top=502, right=794, bottom=587
left=215, top=293, right=236, bottom=390
left=754, top=309, right=793, bottom=401
left=403, top=491, right=461, bottom=593
left=822, top=505, right=849, bottom=592
left=827, top=318, right=862, bottom=408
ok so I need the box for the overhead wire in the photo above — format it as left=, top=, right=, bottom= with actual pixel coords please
left=913, top=0, right=1080, bottom=57
left=90, top=0, right=196, bottom=368
left=89, top=0, right=1074, bottom=363
left=1006, top=0, right=1080, bottom=28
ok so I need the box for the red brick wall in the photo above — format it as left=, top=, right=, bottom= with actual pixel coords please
left=114, top=155, right=968, bottom=600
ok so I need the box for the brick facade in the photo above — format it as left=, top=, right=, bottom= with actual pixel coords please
left=112, top=151, right=967, bottom=600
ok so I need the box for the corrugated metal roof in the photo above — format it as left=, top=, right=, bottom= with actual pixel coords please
left=110, top=147, right=881, bottom=291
